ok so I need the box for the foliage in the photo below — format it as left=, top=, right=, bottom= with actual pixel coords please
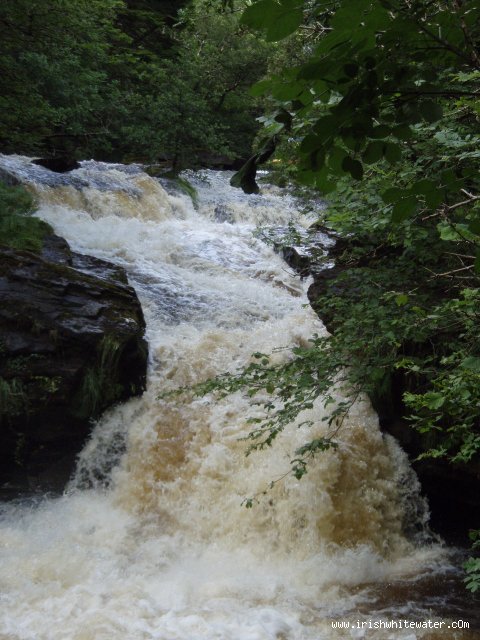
left=0, top=377, right=28, bottom=419
left=234, top=0, right=480, bottom=196
left=221, top=0, right=480, bottom=585
left=231, top=3, right=480, bottom=444
left=119, top=1, right=271, bottom=167
left=0, top=182, right=52, bottom=252
left=0, top=0, right=270, bottom=167
left=171, top=176, right=199, bottom=207
left=0, top=0, right=127, bottom=157
left=465, top=530, right=480, bottom=592
left=74, top=335, right=123, bottom=418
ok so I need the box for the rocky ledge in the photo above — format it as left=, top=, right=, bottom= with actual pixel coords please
left=0, top=234, right=147, bottom=496
left=302, top=236, right=480, bottom=544
left=281, top=228, right=480, bottom=544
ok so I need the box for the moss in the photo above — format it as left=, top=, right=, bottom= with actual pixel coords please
left=161, top=172, right=199, bottom=208
left=31, top=375, right=62, bottom=395
left=0, top=215, right=53, bottom=252
left=0, top=182, right=53, bottom=252
left=73, top=334, right=124, bottom=418
left=0, top=377, right=28, bottom=418
left=6, top=353, right=46, bottom=374
left=174, top=176, right=198, bottom=208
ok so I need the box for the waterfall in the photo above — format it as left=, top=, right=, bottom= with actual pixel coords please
left=0, top=156, right=466, bottom=640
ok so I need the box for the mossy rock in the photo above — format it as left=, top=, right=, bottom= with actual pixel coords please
left=0, top=237, right=148, bottom=496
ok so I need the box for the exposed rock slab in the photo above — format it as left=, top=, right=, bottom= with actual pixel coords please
left=0, top=236, right=147, bottom=496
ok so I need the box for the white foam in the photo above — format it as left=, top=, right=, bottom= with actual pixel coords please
left=0, top=159, right=453, bottom=640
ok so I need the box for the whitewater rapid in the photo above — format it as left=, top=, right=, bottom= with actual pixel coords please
left=0, top=157, right=472, bottom=639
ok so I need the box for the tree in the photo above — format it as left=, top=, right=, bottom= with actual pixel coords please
left=231, top=0, right=480, bottom=463
left=0, top=0, right=126, bottom=156
left=205, top=0, right=480, bottom=588
left=0, top=0, right=271, bottom=167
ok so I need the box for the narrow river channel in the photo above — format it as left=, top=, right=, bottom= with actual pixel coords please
left=0, top=156, right=477, bottom=639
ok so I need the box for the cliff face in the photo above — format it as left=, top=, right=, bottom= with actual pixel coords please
left=0, top=233, right=148, bottom=496
left=307, top=257, right=479, bottom=543
left=277, top=232, right=480, bottom=544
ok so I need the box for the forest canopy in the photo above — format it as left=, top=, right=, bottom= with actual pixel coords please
left=0, top=0, right=269, bottom=167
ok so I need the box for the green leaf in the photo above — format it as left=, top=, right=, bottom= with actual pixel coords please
left=271, top=81, right=304, bottom=101
left=461, top=356, right=480, bottom=372
left=328, top=146, right=347, bottom=173
left=396, top=103, right=422, bottom=125
left=296, top=170, right=317, bottom=186
left=370, top=125, right=390, bottom=139
left=424, top=392, right=445, bottom=410
left=249, top=79, right=273, bottom=97
left=362, top=141, right=384, bottom=164
left=310, top=148, right=326, bottom=171
left=344, top=63, right=359, bottom=78
left=300, top=134, right=322, bottom=154
left=395, top=294, right=409, bottom=306
left=469, top=219, right=480, bottom=235
left=437, top=222, right=477, bottom=242
left=342, top=156, right=364, bottom=180
left=274, top=108, right=292, bottom=129
left=419, top=100, right=443, bottom=123
left=268, top=3, right=303, bottom=41
left=383, top=142, right=402, bottom=163
left=297, top=60, right=332, bottom=80
left=425, top=190, right=443, bottom=209
left=230, top=138, right=277, bottom=194
left=391, top=196, right=417, bottom=222
left=392, top=124, right=413, bottom=140
left=314, top=167, right=336, bottom=193
left=241, top=0, right=276, bottom=29
left=411, top=179, right=443, bottom=208
left=242, top=0, right=304, bottom=41
left=381, top=187, right=404, bottom=204
left=313, top=116, right=338, bottom=142
left=411, top=179, right=435, bottom=195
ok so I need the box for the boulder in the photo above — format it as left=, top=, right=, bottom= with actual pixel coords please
left=0, top=235, right=147, bottom=496
left=32, top=156, right=81, bottom=173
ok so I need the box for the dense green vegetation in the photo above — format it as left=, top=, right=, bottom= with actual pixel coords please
left=0, top=0, right=268, bottom=167
left=0, top=182, right=51, bottom=252
left=202, top=0, right=480, bottom=588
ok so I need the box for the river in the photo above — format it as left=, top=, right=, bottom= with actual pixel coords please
left=0, top=156, right=477, bottom=639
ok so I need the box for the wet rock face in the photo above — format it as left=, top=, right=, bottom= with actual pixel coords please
left=305, top=237, right=480, bottom=544
left=0, top=236, right=147, bottom=496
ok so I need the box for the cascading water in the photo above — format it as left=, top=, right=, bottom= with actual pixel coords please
left=0, top=155, right=476, bottom=639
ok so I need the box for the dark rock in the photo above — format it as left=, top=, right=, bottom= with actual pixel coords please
left=281, top=246, right=311, bottom=278
left=40, top=234, right=72, bottom=265
left=307, top=264, right=348, bottom=333
left=273, top=226, right=335, bottom=279
left=382, top=418, right=480, bottom=544
left=33, top=157, right=81, bottom=173
left=71, top=253, right=129, bottom=285
left=0, top=167, right=21, bottom=186
left=0, top=237, right=147, bottom=496
left=307, top=236, right=480, bottom=544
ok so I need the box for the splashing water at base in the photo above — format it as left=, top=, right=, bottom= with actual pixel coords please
left=0, top=157, right=477, bottom=640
